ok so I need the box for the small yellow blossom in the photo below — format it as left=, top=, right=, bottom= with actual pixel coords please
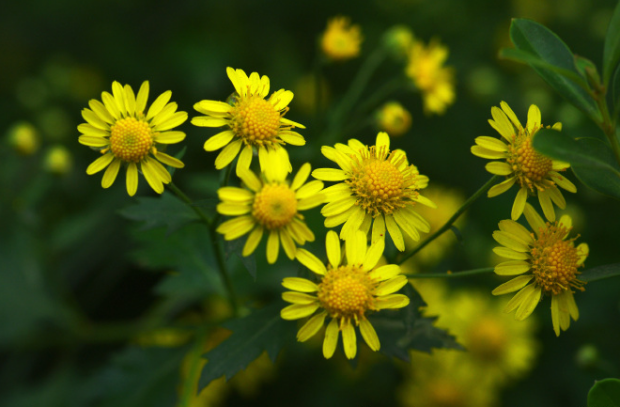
left=472, top=101, right=576, bottom=221
left=406, top=38, right=455, bottom=115
left=491, top=203, right=588, bottom=336
left=321, top=16, right=363, bottom=61
left=7, top=122, right=40, bottom=155
left=281, top=230, right=410, bottom=359
left=43, top=145, right=73, bottom=175
left=375, top=101, right=412, bottom=136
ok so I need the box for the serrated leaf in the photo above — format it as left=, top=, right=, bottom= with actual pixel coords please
left=198, top=303, right=296, bottom=390
left=603, top=2, right=620, bottom=86
left=370, top=284, right=462, bottom=362
left=91, top=345, right=190, bottom=407
left=588, top=378, right=620, bottom=407
left=509, top=18, right=600, bottom=121
left=130, top=224, right=224, bottom=299
left=118, top=191, right=200, bottom=234
left=581, top=263, right=620, bottom=283
left=224, top=237, right=257, bottom=280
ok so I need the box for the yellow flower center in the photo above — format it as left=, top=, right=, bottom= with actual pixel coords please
left=467, top=317, right=507, bottom=362
left=347, top=146, right=419, bottom=217
left=252, top=183, right=297, bottom=230
left=508, top=135, right=553, bottom=192
left=231, top=95, right=281, bottom=147
left=318, top=265, right=375, bottom=321
left=530, top=222, right=585, bottom=296
left=109, top=117, right=154, bottom=162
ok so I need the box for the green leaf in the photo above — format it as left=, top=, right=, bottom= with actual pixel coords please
left=588, top=378, right=620, bottom=407
left=509, top=18, right=600, bottom=121
left=603, top=1, right=620, bottom=86
left=370, top=284, right=463, bottom=361
left=91, top=345, right=190, bottom=407
left=198, top=303, right=296, bottom=390
left=118, top=191, right=200, bottom=234
left=581, top=263, right=620, bottom=283
left=613, top=64, right=620, bottom=118
left=499, top=48, right=587, bottom=86
left=224, top=238, right=257, bottom=280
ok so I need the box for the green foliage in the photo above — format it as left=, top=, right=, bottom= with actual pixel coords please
left=198, top=303, right=296, bottom=390
left=505, top=18, right=600, bottom=122
left=371, top=284, right=463, bottom=361
left=588, top=378, right=620, bottom=407
left=604, top=2, right=620, bottom=87
left=118, top=191, right=201, bottom=234
left=581, top=263, right=620, bottom=283
left=532, top=129, right=620, bottom=199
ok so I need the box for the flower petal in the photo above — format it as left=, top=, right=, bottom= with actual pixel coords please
left=515, top=285, right=541, bottom=320
left=494, top=260, right=531, bottom=276
left=214, top=139, right=243, bottom=169
left=486, top=161, right=513, bottom=176
left=492, top=275, right=534, bottom=295
left=538, top=189, right=555, bottom=222
left=282, top=277, right=318, bottom=293
left=326, top=230, right=341, bottom=269
left=370, top=264, right=401, bottom=282
left=266, top=230, right=279, bottom=264
left=374, top=275, right=407, bottom=296
left=101, top=158, right=121, bottom=188
left=86, top=153, right=115, bottom=175
left=242, top=226, right=263, bottom=256
left=147, top=90, right=172, bottom=120
left=359, top=318, right=380, bottom=352
left=296, top=248, right=327, bottom=275
left=297, top=311, right=327, bottom=342
left=281, top=303, right=320, bottom=320
left=341, top=319, right=357, bottom=359
left=126, top=162, right=138, bottom=196
left=385, top=214, right=404, bottom=251
left=312, top=168, right=349, bottom=182
left=323, top=318, right=339, bottom=359
left=488, top=177, right=516, bottom=198
left=375, top=294, right=410, bottom=309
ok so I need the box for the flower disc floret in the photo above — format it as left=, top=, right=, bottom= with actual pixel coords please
left=313, top=132, right=434, bottom=251
left=491, top=203, right=588, bottom=336
left=280, top=230, right=410, bottom=359
left=472, top=101, right=576, bottom=222
left=78, top=81, right=187, bottom=196
left=193, top=67, right=306, bottom=176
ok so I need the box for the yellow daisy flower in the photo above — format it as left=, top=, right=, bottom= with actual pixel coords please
left=375, top=101, right=412, bottom=137
left=405, top=38, right=455, bottom=115
left=491, top=203, right=588, bottom=336
left=312, top=132, right=434, bottom=251
left=216, top=163, right=324, bottom=264
left=472, top=101, right=576, bottom=221
left=78, top=81, right=187, bottom=196
left=320, top=16, right=363, bottom=61
left=281, top=230, right=410, bottom=359
left=192, top=67, right=306, bottom=175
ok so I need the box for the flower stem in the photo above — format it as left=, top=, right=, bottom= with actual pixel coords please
left=398, top=175, right=500, bottom=265
left=179, top=328, right=208, bottom=407
left=167, top=182, right=212, bottom=226
left=406, top=267, right=495, bottom=279
left=593, top=85, right=620, bottom=167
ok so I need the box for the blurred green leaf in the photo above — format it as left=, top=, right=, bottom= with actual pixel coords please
left=500, top=48, right=587, bottom=85
left=508, top=18, right=601, bottom=122
left=532, top=129, right=620, bottom=199
left=198, top=303, right=295, bottom=390
left=371, top=284, right=463, bottom=362
left=118, top=191, right=200, bottom=234
left=603, top=1, right=620, bottom=86
left=224, top=237, right=257, bottom=280
left=581, top=263, right=620, bottom=283
left=588, top=378, right=620, bottom=407
left=613, top=65, right=620, bottom=118
left=91, top=345, right=190, bottom=407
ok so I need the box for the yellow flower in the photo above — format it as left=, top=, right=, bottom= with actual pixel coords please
left=43, top=145, right=73, bottom=176
left=321, top=16, right=363, bottom=61
left=405, top=38, right=455, bottom=115
left=78, top=81, right=187, bottom=196
left=491, top=203, right=588, bottom=336
left=312, top=132, right=434, bottom=251
left=472, top=101, right=576, bottom=221
left=281, top=230, right=410, bottom=359
left=216, top=163, right=324, bottom=264
left=193, top=67, right=305, bottom=176
left=7, top=122, right=40, bottom=155
left=375, top=101, right=412, bottom=137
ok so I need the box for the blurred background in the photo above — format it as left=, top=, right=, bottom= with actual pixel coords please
left=1, top=0, right=619, bottom=406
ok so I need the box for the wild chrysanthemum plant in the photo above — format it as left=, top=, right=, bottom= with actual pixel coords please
left=491, top=203, right=588, bottom=336
left=281, top=230, right=410, bottom=359
left=405, top=38, right=455, bottom=115
left=312, top=132, right=433, bottom=251
left=78, top=81, right=187, bottom=196
left=216, top=163, right=324, bottom=264
left=472, top=101, right=576, bottom=221
left=320, top=16, right=363, bottom=62
left=192, top=67, right=305, bottom=175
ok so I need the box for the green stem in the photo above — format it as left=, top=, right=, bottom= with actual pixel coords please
left=407, top=267, right=494, bottom=279
left=353, top=76, right=409, bottom=117
left=179, top=328, right=208, bottom=407
left=593, top=87, right=620, bottom=167
left=398, top=175, right=500, bottom=265
left=167, top=182, right=212, bottom=226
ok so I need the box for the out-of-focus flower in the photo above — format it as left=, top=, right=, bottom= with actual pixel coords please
left=43, top=145, right=73, bottom=175
left=472, top=101, right=576, bottom=221
left=78, top=81, right=186, bottom=196
left=7, top=122, right=40, bottom=155
left=491, top=203, right=588, bottom=336
left=320, top=16, right=363, bottom=62
left=216, top=163, right=324, bottom=264
left=313, top=132, right=433, bottom=251
left=383, top=25, right=414, bottom=60
left=375, top=101, right=412, bottom=136
left=281, top=230, right=410, bottom=359
left=193, top=67, right=305, bottom=175
left=406, top=38, right=455, bottom=115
